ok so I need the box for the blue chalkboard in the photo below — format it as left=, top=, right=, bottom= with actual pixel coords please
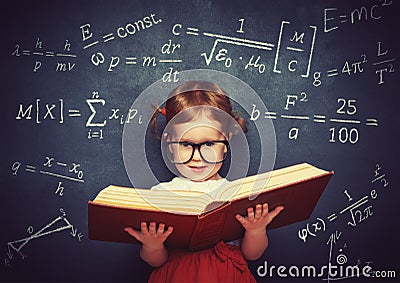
left=1, top=0, right=399, bottom=282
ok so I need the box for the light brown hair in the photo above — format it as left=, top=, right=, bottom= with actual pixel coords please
left=151, top=81, right=247, bottom=138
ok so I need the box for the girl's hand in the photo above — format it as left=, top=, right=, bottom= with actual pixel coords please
left=235, top=203, right=284, bottom=233
left=124, top=222, right=173, bottom=248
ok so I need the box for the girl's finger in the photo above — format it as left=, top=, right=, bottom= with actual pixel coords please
left=261, top=203, right=269, bottom=218
left=268, top=206, right=284, bottom=220
left=124, top=227, right=140, bottom=239
left=140, top=222, right=148, bottom=234
left=255, top=204, right=263, bottom=219
left=235, top=214, right=245, bottom=224
left=247, top=207, right=255, bottom=221
left=164, top=226, right=174, bottom=237
left=148, top=222, right=157, bottom=234
left=157, top=223, right=165, bottom=235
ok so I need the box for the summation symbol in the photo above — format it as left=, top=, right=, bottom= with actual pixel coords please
left=5, top=209, right=83, bottom=267
left=14, top=90, right=143, bottom=140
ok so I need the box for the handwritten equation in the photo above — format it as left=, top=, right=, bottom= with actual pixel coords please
left=80, top=13, right=162, bottom=49
left=4, top=208, right=83, bottom=268
left=11, top=38, right=77, bottom=72
left=81, top=17, right=318, bottom=79
left=251, top=95, right=379, bottom=143
left=324, top=1, right=393, bottom=33
left=12, top=156, right=85, bottom=196
left=314, top=41, right=396, bottom=86
left=14, top=91, right=143, bottom=140
left=174, top=19, right=316, bottom=78
left=298, top=164, right=390, bottom=243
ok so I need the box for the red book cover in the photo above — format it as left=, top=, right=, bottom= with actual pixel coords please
left=88, top=163, right=333, bottom=250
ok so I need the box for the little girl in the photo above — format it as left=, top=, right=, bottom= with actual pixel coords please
left=124, top=81, right=284, bottom=282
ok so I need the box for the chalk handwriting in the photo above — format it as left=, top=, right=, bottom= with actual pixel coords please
left=317, top=42, right=396, bottom=86
left=11, top=155, right=84, bottom=196
left=14, top=91, right=143, bottom=140
left=5, top=209, right=83, bottom=268
left=324, top=1, right=393, bottom=33
left=250, top=96, right=378, bottom=143
left=11, top=38, right=77, bottom=72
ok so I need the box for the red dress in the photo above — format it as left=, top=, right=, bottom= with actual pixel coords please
left=148, top=241, right=256, bottom=283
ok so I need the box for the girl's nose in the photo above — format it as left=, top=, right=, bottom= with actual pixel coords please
left=191, top=148, right=202, bottom=161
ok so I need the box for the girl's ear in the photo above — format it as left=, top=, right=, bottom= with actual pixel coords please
left=163, top=132, right=169, bottom=141
left=223, top=132, right=232, bottom=154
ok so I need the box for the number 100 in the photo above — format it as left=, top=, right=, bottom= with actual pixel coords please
left=329, top=127, right=359, bottom=144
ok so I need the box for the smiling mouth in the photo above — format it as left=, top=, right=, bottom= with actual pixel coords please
left=188, top=165, right=207, bottom=173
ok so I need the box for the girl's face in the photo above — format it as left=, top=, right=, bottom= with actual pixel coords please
left=168, top=114, right=229, bottom=182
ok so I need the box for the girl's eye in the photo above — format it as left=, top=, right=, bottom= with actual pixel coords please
left=180, top=142, right=192, bottom=147
left=204, top=141, right=215, bottom=147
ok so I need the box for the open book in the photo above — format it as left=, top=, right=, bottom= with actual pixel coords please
left=88, top=163, right=333, bottom=250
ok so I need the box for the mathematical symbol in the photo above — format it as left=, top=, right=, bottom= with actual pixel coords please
left=327, top=213, right=337, bottom=222
left=102, top=33, right=115, bottom=43
left=11, top=161, right=22, bottom=175
left=69, top=163, right=82, bottom=176
left=201, top=32, right=274, bottom=66
left=286, top=46, right=304, bottom=52
left=313, top=115, right=326, bottom=123
left=88, top=129, right=104, bottom=140
left=344, top=189, right=353, bottom=201
left=44, top=157, right=54, bottom=167
left=55, top=181, right=64, bottom=196
left=186, top=27, right=199, bottom=36
left=273, top=21, right=317, bottom=78
left=43, top=104, right=56, bottom=120
left=68, top=109, right=81, bottom=117
left=371, top=174, right=386, bottom=184
left=280, top=114, right=310, bottom=120
left=327, top=69, right=339, bottom=77
left=125, top=57, right=137, bottom=65
left=329, top=118, right=361, bottom=124
left=158, top=59, right=182, bottom=63
left=22, top=50, right=30, bottom=56
left=313, top=217, right=326, bottom=232
left=365, top=118, right=378, bottom=126
left=109, top=109, right=120, bottom=120
left=56, top=53, right=77, bottom=58
left=25, top=165, right=36, bottom=173
left=340, top=195, right=368, bottom=214
left=372, top=58, right=395, bottom=66
left=264, top=112, right=277, bottom=119
left=83, top=40, right=99, bottom=50
left=86, top=98, right=106, bottom=127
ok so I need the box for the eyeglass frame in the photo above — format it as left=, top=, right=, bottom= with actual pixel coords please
left=165, top=140, right=230, bottom=164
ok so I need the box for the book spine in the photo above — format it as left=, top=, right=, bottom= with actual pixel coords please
left=188, top=208, right=227, bottom=251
